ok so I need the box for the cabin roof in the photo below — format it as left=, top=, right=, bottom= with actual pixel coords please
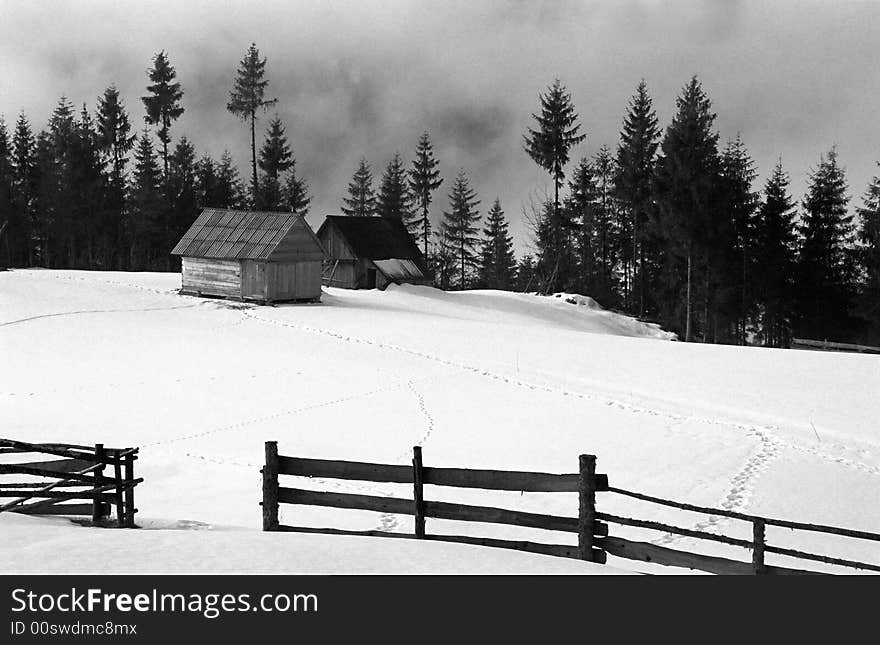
left=317, top=216, right=426, bottom=268
left=171, top=208, right=323, bottom=260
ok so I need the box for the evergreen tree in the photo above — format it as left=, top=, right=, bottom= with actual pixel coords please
left=227, top=43, right=277, bottom=205
left=215, top=151, right=245, bottom=209
left=128, top=130, right=163, bottom=268
left=653, top=76, right=720, bottom=341
left=514, top=254, right=536, bottom=292
left=440, top=170, right=481, bottom=289
left=376, top=153, right=410, bottom=221
left=142, top=51, right=184, bottom=176
left=408, top=131, right=443, bottom=257
left=568, top=157, right=599, bottom=295
left=856, top=163, right=880, bottom=342
left=284, top=160, right=311, bottom=216
left=523, top=79, right=585, bottom=292
left=195, top=154, right=219, bottom=208
left=795, top=147, right=858, bottom=340
left=341, top=157, right=376, bottom=217
left=70, top=104, right=107, bottom=267
left=97, top=85, right=135, bottom=267
left=478, top=198, right=517, bottom=289
left=256, top=116, right=292, bottom=210
left=0, top=118, right=14, bottom=267
left=717, top=135, right=759, bottom=343
left=97, top=85, right=135, bottom=184
left=752, top=160, right=798, bottom=347
left=615, top=80, right=660, bottom=315
left=593, top=145, right=619, bottom=305
left=431, top=227, right=456, bottom=290
left=165, top=137, right=197, bottom=267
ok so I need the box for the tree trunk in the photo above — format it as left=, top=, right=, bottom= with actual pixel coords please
left=250, top=111, right=258, bottom=207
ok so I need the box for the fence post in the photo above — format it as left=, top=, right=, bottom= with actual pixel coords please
left=753, top=518, right=766, bottom=575
left=413, top=446, right=425, bottom=538
left=578, top=454, right=597, bottom=562
left=92, top=443, right=105, bottom=524
left=123, top=451, right=136, bottom=528
left=113, top=449, right=124, bottom=527
left=262, top=441, right=279, bottom=531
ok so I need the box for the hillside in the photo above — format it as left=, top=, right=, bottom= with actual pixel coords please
left=1, top=269, right=878, bottom=573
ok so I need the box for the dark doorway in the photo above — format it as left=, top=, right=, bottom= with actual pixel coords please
left=365, top=268, right=377, bottom=289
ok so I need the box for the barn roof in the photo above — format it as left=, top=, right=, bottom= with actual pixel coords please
left=171, top=208, right=323, bottom=260
left=318, top=216, right=426, bottom=267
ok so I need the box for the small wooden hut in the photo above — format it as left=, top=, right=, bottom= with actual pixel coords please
left=172, top=208, right=325, bottom=304
left=317, top=215, right=429, bottom=290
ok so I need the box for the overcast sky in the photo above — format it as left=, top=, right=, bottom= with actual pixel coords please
left=1, top=0, right=878, bottom=253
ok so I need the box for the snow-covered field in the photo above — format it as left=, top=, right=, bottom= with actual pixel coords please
left=1, top=269, right=878, bottom=574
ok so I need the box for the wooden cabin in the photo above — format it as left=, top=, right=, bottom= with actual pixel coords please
left=171, top=208, right=325, bottom=304
left=317, top=216, right=430, bottom=290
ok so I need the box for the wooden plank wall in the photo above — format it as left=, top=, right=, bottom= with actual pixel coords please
left=267, top=261, right=322, bottom=300
left=269, top=220, right=325, bottom=263
left=182, top=257, right=242, bottom=298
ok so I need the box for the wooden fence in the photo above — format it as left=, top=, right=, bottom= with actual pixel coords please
left=261, top=442, right=880, bottom=575
left=0, top=438, right=141, bottom=527
left=791, top=338, right=880, bottom=354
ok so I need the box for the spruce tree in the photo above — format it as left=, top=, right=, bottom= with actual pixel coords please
left=796, top=148, right=858, bottom=340
left=341, top=157, right=376, bottom=217
left=752, top=160, right=798, bottom=347
left=478, top=198, right=517, bottom=289
left=128, top=130, right=163, bottom=268
left=0, top=119, right=14, bottom=267
left=653, top=76, right=720, bottom=341
left=284, top=160, right=311, bottom=216
left=195, top=155, right=219, bottom=208
left=524, top=80, right=585, bottom=233
left=376, top=153, right=410, bottom=221
left=615, top=80, right=660, bottom=315
left=514, top=255, right=536, bottom=292
left=142, top=51, right=184, bottom=176
left=593, top=145, right=619, bottom=305
left=717, top=135, right=759, bottom=343
left=166, top=137, right=197, bottom=266
left=568, top=157, right=598, bottom=295
left=440, top=170, right=481, bottom=289
left=227, top=43, right=277, bottom=205
left=408, top=131, right=443, bottom=257
left=856, top=163, right=880, bottom=342
left=256, top=116, right=292, bottom=210
left=216, top=151, right=245, bottom=209
left=97, top=85, right=135, bottom=184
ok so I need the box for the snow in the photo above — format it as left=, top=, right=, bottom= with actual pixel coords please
left=372, top=258, right=425, bottom=281
left=1, top=269, right=878, bottom=574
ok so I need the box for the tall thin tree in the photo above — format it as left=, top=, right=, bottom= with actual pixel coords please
left=341, top=157, right=376, bottom=217
left=408, top=131, right=443, bottom=257
left=227, top=43, right=277, bottom=205
left=142, top=51, right=184, bottom=176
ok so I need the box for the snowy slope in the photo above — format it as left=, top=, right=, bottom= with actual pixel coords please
left=1, top=269, right=878, bottom=574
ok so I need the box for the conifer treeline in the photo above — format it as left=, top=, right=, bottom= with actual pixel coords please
left=1, top=52, right=878, bottom=345
left=517, top=77, right=880, bottom=346
left=0, top=45, right=308, bottom=272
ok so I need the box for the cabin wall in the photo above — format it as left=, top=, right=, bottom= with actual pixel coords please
left=181, top=257, right=242, bottom=298
left=267, top=261, right=323, bottom=300
left=318, top=225, right=356, bottom=261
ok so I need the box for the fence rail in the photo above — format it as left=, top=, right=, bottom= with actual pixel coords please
left=262, top=442, right=880, bottom=575
left=0, top=438, right=141, bottom=527
left=791, top=338, right=880, bottom=354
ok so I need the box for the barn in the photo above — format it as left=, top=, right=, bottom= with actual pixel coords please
left=317, top=215, right=430, bottom=290
left=171, top=208, right=325, bottom=304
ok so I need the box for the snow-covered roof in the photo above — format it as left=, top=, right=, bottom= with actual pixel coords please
left=373, top=258, right=425, bottom=281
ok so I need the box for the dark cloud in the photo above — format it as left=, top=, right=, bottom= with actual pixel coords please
left=1, top=0, right=878, bottom=252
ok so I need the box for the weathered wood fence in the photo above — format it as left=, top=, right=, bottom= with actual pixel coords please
left=261, top=442, right=880, bottom=575
left=0, top=438, right=141, bottom=527
left=791, top=337, right=880, bottom=354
